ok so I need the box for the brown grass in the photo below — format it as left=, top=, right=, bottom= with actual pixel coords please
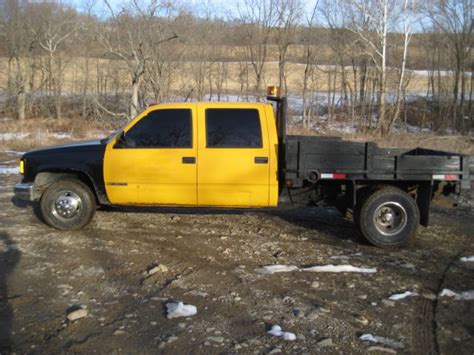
left=0, top=56, right=434, bottom=97
left=0, top=118, right=115, bottom=151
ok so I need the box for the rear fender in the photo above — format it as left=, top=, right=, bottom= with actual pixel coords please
left=416, top=182, right=432, bottom=227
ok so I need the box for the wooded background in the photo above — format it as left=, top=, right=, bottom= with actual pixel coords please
left=0, top=0, right=472, bottom=136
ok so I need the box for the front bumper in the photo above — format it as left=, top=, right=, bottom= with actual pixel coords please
left=14, top=182, right=34, bottom=201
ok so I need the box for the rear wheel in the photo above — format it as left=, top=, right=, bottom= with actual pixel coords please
left=40, top=179, right=96, bottom=230
left=356, top=186, right=419, bottom=247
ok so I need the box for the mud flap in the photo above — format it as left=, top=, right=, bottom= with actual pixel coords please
left=416, top=182, right=433, bottom=227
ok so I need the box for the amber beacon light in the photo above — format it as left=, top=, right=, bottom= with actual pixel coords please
left=266, top=86, right=281, bottom=99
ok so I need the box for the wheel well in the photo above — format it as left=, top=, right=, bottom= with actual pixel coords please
left=355, top=181, right=432, bottom=227
left=34, top=171, right=99, bottom=203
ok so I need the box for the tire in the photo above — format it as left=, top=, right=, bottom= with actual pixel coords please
left=356, top=186, right=419, bottom=248
left=40, top=179, right=96, bottom=230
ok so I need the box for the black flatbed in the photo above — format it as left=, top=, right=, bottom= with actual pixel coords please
left=285, top=135, right=474, bottom=188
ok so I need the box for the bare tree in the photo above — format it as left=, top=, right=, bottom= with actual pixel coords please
left=29, top=2, right=81, bottom=119
left=96, top=0, right=178, bottom=118
left=346, top=0, right=393, bottom=135
left=1, top=0, right=35, bottom=120
left=427, top=0, right=473, bottom=133
left=301, top=0, right=320, bottom=127
left=275, top=0, right=303, bottom=95
left=387, top=0, right=418, bottom=132
left=238, top=0, right=278, bottom=99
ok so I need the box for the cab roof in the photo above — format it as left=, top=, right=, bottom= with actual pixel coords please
left=147, top=101, right=272, bottom=109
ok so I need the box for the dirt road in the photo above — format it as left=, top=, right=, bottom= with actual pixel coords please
left=1, top=150, right=473, bottom=354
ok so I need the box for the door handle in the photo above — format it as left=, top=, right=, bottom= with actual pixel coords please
left=182, top=157, right=196, bottom=164
left=254, top=157, right=268, bottom=164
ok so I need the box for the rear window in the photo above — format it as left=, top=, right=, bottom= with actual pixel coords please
left=206, top=108, right=262, bottom=148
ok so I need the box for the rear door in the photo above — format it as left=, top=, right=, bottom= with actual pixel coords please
left=104, top=104, right=197, bottom=205
left=197, top=104, right=270, bottom=207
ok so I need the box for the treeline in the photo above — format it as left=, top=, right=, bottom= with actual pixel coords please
left=0, top=0, right=472, bottom=135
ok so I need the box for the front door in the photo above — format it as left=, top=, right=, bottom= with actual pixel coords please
left=104, top=104, right=197, bottom=205
left=197, top=105, right=270, bottom=207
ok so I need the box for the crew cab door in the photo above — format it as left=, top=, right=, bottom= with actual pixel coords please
left=104, top=104, right=197, bottom=205
left=197, top=105, right=270, bottom=207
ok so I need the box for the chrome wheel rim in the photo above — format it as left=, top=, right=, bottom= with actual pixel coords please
left=373, top=202, right=407, bottom=236
left=52, top=190, right=82, bottom=219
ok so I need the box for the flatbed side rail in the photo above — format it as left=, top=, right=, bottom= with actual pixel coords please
left=285, top=136, right=474, bottom=185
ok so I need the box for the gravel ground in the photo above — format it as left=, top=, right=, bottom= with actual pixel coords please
left=1, top=150, right=473, bottom=354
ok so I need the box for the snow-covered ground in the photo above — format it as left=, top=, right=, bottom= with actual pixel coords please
left=267, top=325, right=296, bottom=341
left=166, top=302, right=197, bottom=319
left=255, top=263, right=377, bottom=274
left=439, top=289, right=474, bottom=301
left=0, top=165, right=20, bottom=175
left=0, top=150, right=23, bottom=176
left=388, top=291, right=417, bottom=301
left=359, top=333, right=405, bottom=349
left=0, top=133, right=29, bottom=141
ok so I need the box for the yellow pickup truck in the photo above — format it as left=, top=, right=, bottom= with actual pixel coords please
left=14, top=87, right=474, bottom=247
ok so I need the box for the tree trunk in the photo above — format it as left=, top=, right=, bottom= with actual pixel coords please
left=17, top=88, right=25, bottom=121
left=131, top=77, right=140, bottom=118
left=55, top=55, right=62, bottom=120
left=82, top=53, right=90, bottom=118
left=377, top=0, right=388, bottom=136
left=388, top=30, right=410, bottom=133
left=255, top=72, right=262, bottom=102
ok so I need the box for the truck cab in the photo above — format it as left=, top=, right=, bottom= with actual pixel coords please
left=104, top=102, right=279, bottom=207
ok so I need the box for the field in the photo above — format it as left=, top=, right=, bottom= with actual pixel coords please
left=0, top=56, right=435, bottom=96
left=1, top=149, right=474, bottom=353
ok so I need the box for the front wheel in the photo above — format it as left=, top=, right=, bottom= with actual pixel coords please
left=356, top=187, right=419, bottom=248
left=40, top=179, right=96, bottom=230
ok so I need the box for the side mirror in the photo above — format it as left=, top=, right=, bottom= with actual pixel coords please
left=114, top=131, right=128, bottom=148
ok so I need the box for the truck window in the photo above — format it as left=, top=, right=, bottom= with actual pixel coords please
left=206, top=108, right=262, bottom=148
left=125, top=109, right=192, bottom=148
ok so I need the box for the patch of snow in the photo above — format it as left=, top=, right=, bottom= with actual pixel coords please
left=256, top=264, right=376, bottom=274
left=255, top=265, right=299, bottom=274
left=301, top=264, right=377, bottom=274
left=388, top=291, right=417, bottom=301
left=411, top=69, right=472, bottom=77
left=166, top=302, right=197, bottom=319
left=460, top=291, right=474, bottom=300
left=0, top=165, right=20, bottom=175
left=267, top=325, right=296, bottom=341
left=50, top=132, right=72, bottom=139
left=460, top=256, right=474, bottom=262
left=359, top=334, right=404, bottom=349
left=4, top=150, right=25, bottom=155
left=0, top=133, right=29, bottom=141
left=439, top=288, right=474, bottom=301
left=439, top=288, right=457, bottom=297
left=439, top=289, right=458, bottom=298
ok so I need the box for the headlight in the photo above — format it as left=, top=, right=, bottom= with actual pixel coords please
left=19, top=160, right=24, bottom=174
